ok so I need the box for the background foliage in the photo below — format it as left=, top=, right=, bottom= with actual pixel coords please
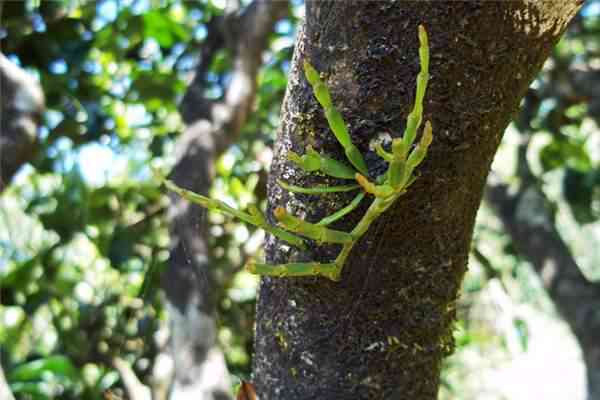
left=0, top=1, right=598, bottom=399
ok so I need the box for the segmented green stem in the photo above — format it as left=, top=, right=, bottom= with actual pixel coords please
left=167, top=25, right=433, bottom=282
left=304, top=61, right=369, bottom=175
left=278, top=180, right=360, bottom=194
left=247, top=261, right=339, bottom=280
left=164, top=180, right=306, bottom=249
left=332, top=194, right=398, bottom=277
left=402, top=24, right=430, bottom=148
left=274, top=207, right=354, bottom=244
left=316, top=191, right=365, bottom=226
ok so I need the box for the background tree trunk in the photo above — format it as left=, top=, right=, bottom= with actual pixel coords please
left=488, top=179, right=600, bottom=400
left=0, top=52, right=44, bottom=192
left=253, top=1, right=581, bottom=399
left=163, top=1, right=287, bottom=399
left=487, top=91, right=600, bottom=400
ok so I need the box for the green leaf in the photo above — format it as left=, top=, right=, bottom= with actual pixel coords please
left=210, top=49, right=232, bottom=74
left=130, top=71, right=184, bottom=105
left=230, top=177, right=246, bottom=198
left=9, top=355, right=79, bottom=382
left=259, top=68, right=287, bottom=90
left=9, top=381, right=49, bottom=399
left=539, top=140, right=592, bottom=172
left=142, top=10, right=189, bottom=48
left=513, top=317, right=529, bottom=352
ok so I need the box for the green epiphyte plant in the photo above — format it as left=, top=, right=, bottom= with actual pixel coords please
left=164, top=25, right=432, bottom=281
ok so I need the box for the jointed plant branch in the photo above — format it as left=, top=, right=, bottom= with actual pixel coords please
left=164, top=25, right=432, bottom=281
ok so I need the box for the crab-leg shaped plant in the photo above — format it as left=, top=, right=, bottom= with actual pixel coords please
left=164, top=25, right=432, bottom=281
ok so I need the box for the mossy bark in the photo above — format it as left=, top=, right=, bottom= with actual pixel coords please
left=253, top=1, right=581, bottom=399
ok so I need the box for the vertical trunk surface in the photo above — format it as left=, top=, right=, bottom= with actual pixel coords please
left=254, top=2, right=580, bottom=399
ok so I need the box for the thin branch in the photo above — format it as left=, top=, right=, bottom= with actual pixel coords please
left=112, top=357, right=151, bottom=400
left=0, top=53, right=45, bottom=192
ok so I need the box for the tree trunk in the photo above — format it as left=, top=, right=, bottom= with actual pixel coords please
left=163, top=2, right=287, bottom=399
left=253, top=1, right=581, bottom=399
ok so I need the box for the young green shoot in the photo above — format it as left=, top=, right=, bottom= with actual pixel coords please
left=164, top=25, right=432, bottom=281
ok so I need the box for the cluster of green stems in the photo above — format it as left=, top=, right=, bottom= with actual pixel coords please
left=165, top=25, right=432, bottom=281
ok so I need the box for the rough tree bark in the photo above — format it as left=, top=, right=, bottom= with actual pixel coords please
left=162, top=1, right=287, bottom=399
left=487, top=91, right=600, bottom=400
left=253, top=2, right=581, bottom=399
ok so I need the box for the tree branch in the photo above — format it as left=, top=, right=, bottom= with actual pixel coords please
left=0, top=52, right=45, bottom=192
left=176, top=0, right=289, bottom=156
left=112, top=357, right=151, bottom=400
left=487, top=181, right=600, bottom=322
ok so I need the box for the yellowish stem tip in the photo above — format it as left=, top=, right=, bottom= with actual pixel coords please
left=274, top=206, right=286, bottom=220
left=422, top=121, right=433, bottom=147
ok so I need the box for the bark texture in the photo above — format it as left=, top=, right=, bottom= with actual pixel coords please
left=162, top=1, right=287, bottom=399
left=254, top=2, right=580, bottom=399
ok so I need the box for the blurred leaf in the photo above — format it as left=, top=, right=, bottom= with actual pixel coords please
left=0, top=0, right=293, bottom=395
left=9, top=381, right=49, bottom=399
left=1, top=258, right=37, bottom=290
left=9, top=355, right=79, bottom=382
left=130, top=71, right=184, bottom=107
left=539, top=139, right=592, bottom=172
left=513, top=317, right=529, bottom=352
left=260, top=68, right=287, bottom=89
left=230, top=178, right=246, bottom=198
left=143, top=10, right=189, bottom=48
left=563, top=167, right=600, bottom=224
left=211, top=49, right=232, bottom=74
left=564, top=103, right=587, bottom=119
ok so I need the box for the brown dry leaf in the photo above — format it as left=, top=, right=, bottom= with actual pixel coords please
left=103, top=390, right=123, bottom=400
left=237, top=380, right=257, bottom=400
